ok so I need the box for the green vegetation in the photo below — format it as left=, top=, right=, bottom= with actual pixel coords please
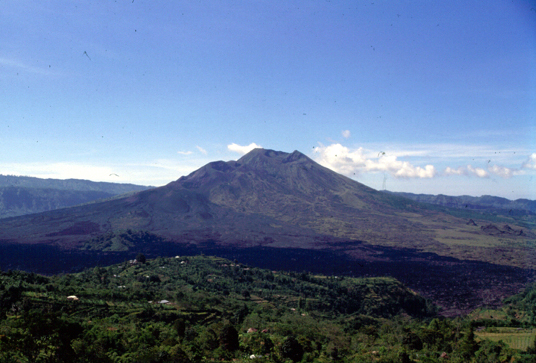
left=469, top=282, right=536, bottom=327
left=0, top=255, right=535, bottom=362
left=82, top=230, right=168, bottom=252
left=475, top=328, right=536, bottom=351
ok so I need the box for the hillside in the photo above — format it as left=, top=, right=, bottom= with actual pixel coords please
left=0, top=174, right=151, bottom=193
left=0, top=255, right=434, bottom=362
left=0, top=175, right=151, bottom=219
left=2, top=255, right=535, bottom=362
left=0, top=186, right=118, bottom=219
left=384, top=191, right=536, bottom=235
left=387, top=191, right=536, bottom=214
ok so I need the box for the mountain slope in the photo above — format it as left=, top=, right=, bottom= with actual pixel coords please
left=167, top=149, right=437, bottom=247
left=387, top=191, right=536, bottom=214
left=0, top=174, right=151, bottom=193
left=0, top=175, right=151, bottom=219
left=0, top=149, right=534, bottom=270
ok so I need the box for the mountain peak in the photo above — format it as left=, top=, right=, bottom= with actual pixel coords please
left=236, top=148, right=288, bottom=165
left=176, top=148, right=312, bottom=189
left=282, top=150, right=310, bottom=163
left=237, top=148, right=312, bottom=167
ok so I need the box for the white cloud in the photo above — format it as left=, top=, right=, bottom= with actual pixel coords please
left=444, top=163, right=524, bottom=179
left=227, top=142, right=262, bottom=155
left=487, top=164, right=514, bottom=178
left=342, top=130, right=351, bottom=139
left=522, top=153, right=536, bottom=170
left=467, top=165, right=489, bottom=178
left=444, top=165, right=488, bottom=178
left=177, top=151, right=193, bottom=155
left=312, top=143, right=535, bottom=181
left=444, top=166, right=467, bottom=176
left=312, top=143, right=436, bottom=179
left=196, top=146, right=207, bottom=155
left=393, top=161, right=436, bottom=178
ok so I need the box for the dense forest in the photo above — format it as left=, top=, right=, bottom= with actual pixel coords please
left=0, top=255, right=535, bottom=362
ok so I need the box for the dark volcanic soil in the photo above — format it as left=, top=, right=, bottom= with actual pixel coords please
left=0, top=242, right=532, bottom=317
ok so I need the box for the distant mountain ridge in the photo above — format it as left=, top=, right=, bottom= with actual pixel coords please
left=386, top=191, right=536, bottom=214
left=0, top=175, right=151, bottom=219
left=0, top=174, right=151, bottom=193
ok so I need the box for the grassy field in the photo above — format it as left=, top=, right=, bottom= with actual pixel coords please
left=476, top=328, right=536, bottom=351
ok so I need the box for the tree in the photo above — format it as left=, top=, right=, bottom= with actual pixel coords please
left=280, top=336, right=304, bottom=363
left=200, top=328, right=219, bottom=351
left=458, top=324, right=478, bottom=360
left=169, top=345, right=191, bottom=362
left=232, top=304, right=249, bottom=325
left=402, top=329, right=423, bottom=351
left=174, top=319, right=186, bottom=339
left=219, top=325, right=239, bottom=352
left=136, top=253, right=146, bottom=264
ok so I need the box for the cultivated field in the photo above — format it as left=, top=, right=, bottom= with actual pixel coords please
left=476, top=328, right=536, bottom=351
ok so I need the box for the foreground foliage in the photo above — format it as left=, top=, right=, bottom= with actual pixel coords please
left=0, top=255, right=535, bottom=362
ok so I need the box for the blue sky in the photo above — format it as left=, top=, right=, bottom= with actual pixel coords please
left=1, top=0, right=535, bottom=199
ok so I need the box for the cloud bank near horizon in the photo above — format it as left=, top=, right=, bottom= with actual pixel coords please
left=312, top=143, right=534, bottom=180
left=313, top=143, right=436, bottom=179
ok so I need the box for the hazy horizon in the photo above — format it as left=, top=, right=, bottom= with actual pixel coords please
left=2, top=146, right=535, bottom=202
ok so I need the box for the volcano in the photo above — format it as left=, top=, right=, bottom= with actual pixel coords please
left=0, top=148, right=533, bottom=270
